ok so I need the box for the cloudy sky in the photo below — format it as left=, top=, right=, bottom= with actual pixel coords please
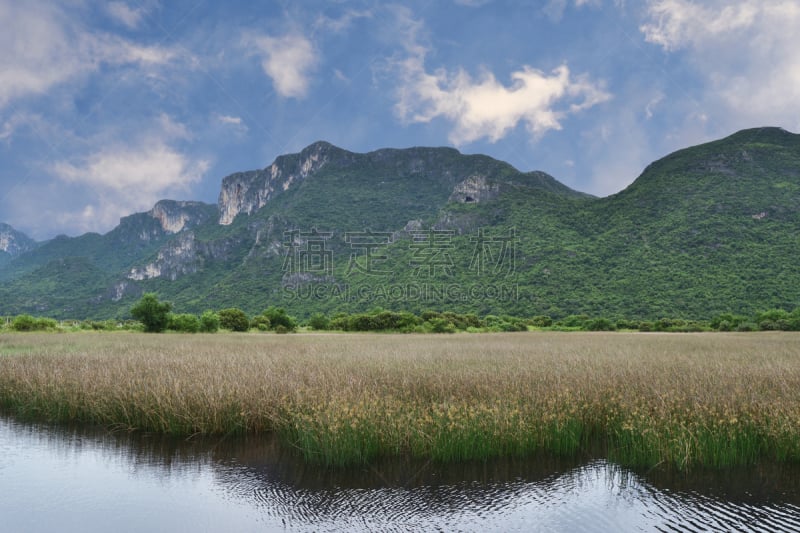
left=1, top=0, right=798, bottom=240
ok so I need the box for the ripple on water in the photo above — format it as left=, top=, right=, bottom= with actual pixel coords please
left=2, top=416, right=800, bottom=532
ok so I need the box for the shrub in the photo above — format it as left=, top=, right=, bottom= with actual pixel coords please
left=130, top=293, right=172, bottom=333
left=425, top=318, right=457, bottom=333
left=307, top=313, right=330, bottom=330
left=11, top=315, right=38, bottom=332
left=559, top=315, right=589, bottom=328
left=199, top=311, right=220, bottom=333
left=168, top=313, right=200, bottom=333
left=329, top=313, right=350, bottom=331
left=614, top=319, right=639, bottom=330
left=529, top=315, right=553, bottom=328
left=250, top=315, right=271, bottom=331
left=587, top=317, right=616, bottom=331
left=218, top=308, right=250, bottom=332
left=261, top=307, right=297, bottom=332
left=711, top=313, right=746, bottom=330
left=11, top=315, right=57, bottom=332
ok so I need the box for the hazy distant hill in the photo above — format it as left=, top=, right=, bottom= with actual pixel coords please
left=1, top=127, right=799, bottom=320
left=0, top=223, right=37, bottom=267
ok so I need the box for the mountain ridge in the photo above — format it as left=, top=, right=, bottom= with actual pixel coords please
left=1, top=127, right=799, bottom=320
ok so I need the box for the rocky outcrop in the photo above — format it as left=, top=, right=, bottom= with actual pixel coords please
left=127, top=231, right=239, bottom=281
left=128, top=232, right=202, bottom=281
left=148, top=200, right=213, bottom=233
left=0, top=223, right=36, bottom=257
left=218, top=141, right=353, bottom=225
left=449, top=175, right=501, bottom=203
left=111, top=200, right=216, bottom=245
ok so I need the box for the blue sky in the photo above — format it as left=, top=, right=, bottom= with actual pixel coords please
left=1, top=0, right=798, bottom=240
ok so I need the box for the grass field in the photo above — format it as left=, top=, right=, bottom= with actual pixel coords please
left=1, top=331, right=799, bottom=470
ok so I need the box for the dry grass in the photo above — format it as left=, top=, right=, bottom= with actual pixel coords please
left=1, top=331, right=799, bottom=469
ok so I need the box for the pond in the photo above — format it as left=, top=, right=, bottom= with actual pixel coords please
left=2, top=416, right=799, bottom=532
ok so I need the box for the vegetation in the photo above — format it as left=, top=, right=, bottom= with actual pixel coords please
left=5, top=304, right=800, bottom=335
left=199, top=310, right=220, bottom=333
left=129, top=293, right=172, bottom=333
left=1, top=332, right=799, bottom=471
left=217, top=308, right=250, bottom=332
left=167, top=313, right=200, bottom=333
left=2, top=128, right=800, bottom=321
left=11, top=315, right=57, bottom=332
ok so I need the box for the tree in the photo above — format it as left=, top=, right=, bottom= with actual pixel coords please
left=261, top=306, right=297, bottom=332
left=218, top=308, right=250, bottom=332
left=307, top=312, right=330, bottom=330
left=199, top=310, right=220, bottom=333
left=251, top=315, right=271, bottom=331
left=130, top=293, right=172, bottom=333
left=12, top=314, right=38, bottom=332
left=168, top=313, right=200, bottom=333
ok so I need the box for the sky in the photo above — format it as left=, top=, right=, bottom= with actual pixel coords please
left=1, top=0, right=799, bottom=240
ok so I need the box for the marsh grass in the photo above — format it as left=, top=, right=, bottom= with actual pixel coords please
left=1, top=332, right=799, bottom=470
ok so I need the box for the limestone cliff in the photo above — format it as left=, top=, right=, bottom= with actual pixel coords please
left=0, top=223, right=37, bottom=258
left=218, top=141, right=354, bottom=224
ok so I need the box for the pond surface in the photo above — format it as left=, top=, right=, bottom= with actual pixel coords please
left=2, top=415, right=800, bottom=532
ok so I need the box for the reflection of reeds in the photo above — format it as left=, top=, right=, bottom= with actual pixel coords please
left=1, top=332, right=799, bottom=470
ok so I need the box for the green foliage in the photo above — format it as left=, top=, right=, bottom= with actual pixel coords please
left=529, top=315, right=553, bottom=327
left=3, top=129, right=800, bottom=321
left=168, top=313, right=200, bottom=333
left=558, top=315, right=589, bottom=329
left=199, top=311, right=220, bottom=333
left=587, top=317, right=616, bottom=331
left=218, top=308, right=250, bottom=332
left=261, top=307, right=297, bottom=332
left=307, top=312, right=330, bottom=330
left=250, top=315, right=272, bottom=331
left=11, top=314, right=56, bottom=332
left=130, top=293, right=172, bottom=333
left=424, top=317, right=457, bottom=333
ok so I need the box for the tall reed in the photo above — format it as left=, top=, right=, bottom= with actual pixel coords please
left=1, top=332, right=798, bottom=469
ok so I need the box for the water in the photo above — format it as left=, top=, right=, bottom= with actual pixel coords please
left=2, top=416, right=800, bottom=532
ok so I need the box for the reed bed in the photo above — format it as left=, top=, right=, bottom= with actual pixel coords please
left=1, top=332, right=799, bottom=470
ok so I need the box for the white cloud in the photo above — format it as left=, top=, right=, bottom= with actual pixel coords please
left=640, top=0, right=758, bottom=51
left=644, top=92, right=664, bottom=119
left=0, top=1, right=178, bottom=110
left=215, top=113, right=248, bottom=135
left=217, top=114, right=243, bottom=126
left=390, top=9, right=610, bottom=145
left=106, top=2, right=145, bottom=29
left=640, top=0, right=800, bottom=131
left=314, top=9, right=372, bottom=33
left=54, top=143, right=206, bottom=194
left=247, top=32, right=318, bottom=99
left=50, top=115, right=209, bottom=232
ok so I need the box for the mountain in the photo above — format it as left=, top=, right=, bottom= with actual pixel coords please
left=1, top=127, right=799, bottom=320
left=0, top=223, right=37, bottom=266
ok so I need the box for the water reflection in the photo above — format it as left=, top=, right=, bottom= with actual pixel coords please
left=2, top=415, right=799, bottom=532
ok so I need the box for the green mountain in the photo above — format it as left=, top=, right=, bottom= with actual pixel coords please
left=0, top=223, right=38, bottom=267
left=1, top=127, right=799, bottom=320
